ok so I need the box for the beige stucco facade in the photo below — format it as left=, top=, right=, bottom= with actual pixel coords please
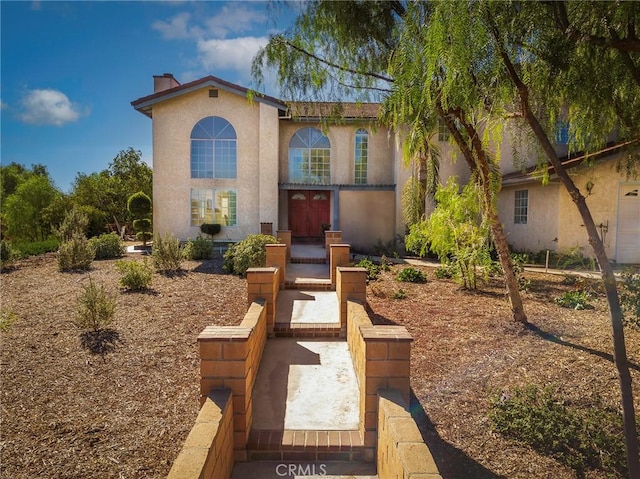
left=133, top=74, right=639, bottom=263
left=500, top=156, right=640, bottom=263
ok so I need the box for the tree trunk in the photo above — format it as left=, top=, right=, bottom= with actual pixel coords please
left=490, top=21, right=640, bottom=476
left=437, top=101, right=528, bottom=323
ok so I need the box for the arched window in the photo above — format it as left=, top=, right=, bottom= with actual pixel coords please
left=190, top=116, right=237, bottom=178
left=354, top=128, right=368, bottom=184
left=288, top=127, right=331, bottom=184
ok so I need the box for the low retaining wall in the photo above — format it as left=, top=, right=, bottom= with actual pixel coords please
left=378, top=389, right=442, bottom=479
left=198, top=299, right=268, bottom=462
left=166, top=389, right=234, bottom=479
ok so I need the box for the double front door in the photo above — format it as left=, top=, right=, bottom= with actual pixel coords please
left=288, top=190, right=330, bottom=239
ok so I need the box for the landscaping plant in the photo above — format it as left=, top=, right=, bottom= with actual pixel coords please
left=127, top=191, right=152, bottom=247
left=182, top=235, right=213, bottom=260
left=152, top=233, right=182, bottom=272
left=57, top=233, right=95, bottom=272
left=223, top=234, right=277, bottom=276
left=397, top=267, right=427, bottom=283
left=115, top=259, right=153, bottom=291
left=75, top=277, right=116, bottom=331
left=89, top=233, right=125, bottom=260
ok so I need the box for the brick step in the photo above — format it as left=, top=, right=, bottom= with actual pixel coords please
left=247, top=429, right=369, bottom=463
left=290, top=257, right=327, bottom=264
left=283, top=281, right=333, bottom=291
left=274, top=323, right=342, bottom=338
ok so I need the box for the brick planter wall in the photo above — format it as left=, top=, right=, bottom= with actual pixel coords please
left=377, top=389, right=442, bottom=479
left=246, top=267, right=279, bottom=337
left=325, top=231, right=343, bottom=260
left=198, top=300, right=268, bottom=461
left=167, top=389, right=234, bottom=479
left=276, top=230, right=291, bottom=262
left=265, top=244, right=287, bottom=287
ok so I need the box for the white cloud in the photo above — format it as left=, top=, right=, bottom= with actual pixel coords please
left=204, top=5, right=267, bottom=38
left=152, top=12, right=202, bottom=40
left=197, top=36, right=268, bottom=82
left=18, top=89, right=83, bottom=126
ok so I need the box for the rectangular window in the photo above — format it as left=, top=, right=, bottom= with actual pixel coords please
left=437, top=119, right=450, bottom=142
left=514, top=189, right=528, bottom=224
left=555, top=121, right=569, bottom=145
left=288, top=148, right=330, bottom=184
left=190, top=139, right=236, bottom=179
left=191, top=188, right=237, bottom=227
left=355, top=131, right=368, bottom=184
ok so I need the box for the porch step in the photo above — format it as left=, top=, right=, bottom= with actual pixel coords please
left=284, top=280, right=333, bottom=291
left=291, top=257, right=327, bottom=264
left=246, top=429, right=369, bottom=463
left=274, top=322, right=342, bottom=338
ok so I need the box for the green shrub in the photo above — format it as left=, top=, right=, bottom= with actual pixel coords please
left=1, top=240, right=16, bottom=268
left=128, top=191, right=152, bottom=247
left=115, top=259, right=153, bottom=291
left=75, top=277, right=116, bottom=331
left=56, top=205, right=89, bottom=242
left=223, top=234, right=278, bottom=276
left=89, top=233, right=125, bottom=260
left=13, top=238, right=60, bottom=258
left=183, top=235, right=213, bottom=260
left=152, top=233, right=182, bottom=272
left=620, top=268, right=640, bottom=328
left=200, top=223, right=221, bottom=237
left=58, top=234, right=95, bottom=272
left=555, top=290, right=593, bottom=310
left=0, top=308, right=18, bottom=332
left=434, top=265, right=455, bottom=279
left=397, top=267, right=427, bottom=283
left=355, top=257, right=381, bottom=281
left=392, top=289, right=407, bottom=300
left=489, top=384, right=629, bottom=477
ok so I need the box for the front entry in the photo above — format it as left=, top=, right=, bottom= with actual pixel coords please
left=288, top=190, right=330, bottom=239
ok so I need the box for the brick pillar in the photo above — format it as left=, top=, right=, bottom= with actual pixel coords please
left=336, top=267, right=367, bottom=331
left=276, top=230, right=291, bottom=262
left=325, top=230, right=343, bottom=261
left=260, top=222, right=273, bottom=236
left=266, top=244, right=287, bottom=287
left=330, top=244, right=351, bottom=287
left=247, top=267, right=278, bottom=337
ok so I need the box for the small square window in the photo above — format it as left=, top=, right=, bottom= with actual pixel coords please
left=437, top=119, right=450, bottom=142
left=514, top=190, right=528, bottom=225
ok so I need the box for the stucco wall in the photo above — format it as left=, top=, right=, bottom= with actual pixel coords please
left=339, top=190, right=396, bottom=251
left=499, top=157, right=635, bottom=261
left=151, top=87, right=279, bottom=242
left=277, top=121, right=395, bottom=185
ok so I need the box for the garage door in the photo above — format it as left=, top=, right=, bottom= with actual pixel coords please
left=616, top=184, right=640, bottom=264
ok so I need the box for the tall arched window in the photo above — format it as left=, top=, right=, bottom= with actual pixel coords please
left=190, top=116, right=237, bottom=178
left=354, top=128, right=368, bottom=184
left=288, top=127, right=331, bottom=184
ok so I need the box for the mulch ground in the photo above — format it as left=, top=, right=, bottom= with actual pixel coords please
left=1, top=252, right=639, bottom=478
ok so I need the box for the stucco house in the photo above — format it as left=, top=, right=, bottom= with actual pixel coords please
left=131, top=73, right=639, bottom=264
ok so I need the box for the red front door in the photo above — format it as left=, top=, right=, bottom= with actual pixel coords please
left=288, top=190, right=330, bottom=238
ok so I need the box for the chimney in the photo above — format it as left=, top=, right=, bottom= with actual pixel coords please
left=153, top=73, right=180, bottom=93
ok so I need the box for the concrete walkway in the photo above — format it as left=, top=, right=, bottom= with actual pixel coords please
left=251, top=338, right=359, bottom=431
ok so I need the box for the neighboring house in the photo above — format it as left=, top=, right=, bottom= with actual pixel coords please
left=132, top=73, right=639, bottom=263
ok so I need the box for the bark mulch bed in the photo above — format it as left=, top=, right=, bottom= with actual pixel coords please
left=1, top=253, right=639, bottom=478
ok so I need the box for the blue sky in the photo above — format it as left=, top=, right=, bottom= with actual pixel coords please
left=1, top=1, right=295, bottom=192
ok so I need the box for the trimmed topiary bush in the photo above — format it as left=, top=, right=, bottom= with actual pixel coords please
left=223, top=234, right=277, bottom=276
left=89, top=233, right=125, bottom=260
left=127, top=191, right=152, bottom=247
left=200, top=223, right=221, bottom=237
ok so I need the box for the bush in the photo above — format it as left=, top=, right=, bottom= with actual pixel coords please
left=489, top=384, right=629, bottom=477
left=56, top=205, right=89, bottom=242
left=75, top=277, right=116, bottom=331
left=620, top=268, right=640, bottom=328
left=115, top=259, right=153, bottom=291
left=89, top=233, right=125, bottom=260
left=58, top=234, right=95, bottom=271
left=223, top=234, right=277, bottom=276
left=555, top=290, right=593, bottom=310
left=182, top=235, right=213, bottom=260
left=1, top=240, right=16, bottom=268
left=355, top=257, right=381, bottom=281
left=434, top=265, right=455, bottom=279
left=392, top=289, right=407, bottom=300
left=397, top=267, right=427, bottom=283
left=152, top=233, right=182, bottom=272
left=12, top=238, right=60, bottom=258
left=200, top=223, right=221, bottom=237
